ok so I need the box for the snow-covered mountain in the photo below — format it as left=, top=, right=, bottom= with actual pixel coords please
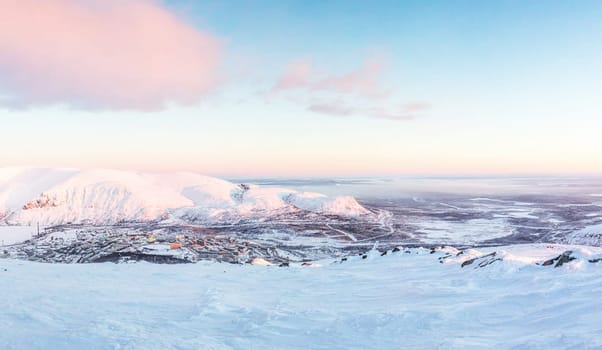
left=0, top=168, right=370, bottom=225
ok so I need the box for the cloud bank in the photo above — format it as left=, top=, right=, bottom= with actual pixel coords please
left=0, top=0, right=222, bottom=110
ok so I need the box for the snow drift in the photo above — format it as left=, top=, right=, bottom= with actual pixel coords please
left=0, top=168, right=370, bottom=225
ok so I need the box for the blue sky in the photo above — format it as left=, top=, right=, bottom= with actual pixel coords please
left=1, top=0, right=601, bottom=176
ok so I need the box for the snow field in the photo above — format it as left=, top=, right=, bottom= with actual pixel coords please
left=2, top=245, right=602, bottom=349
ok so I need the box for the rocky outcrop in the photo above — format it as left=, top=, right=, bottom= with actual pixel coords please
left=460, top=252, right=501, bottom=268
left=541, top=250, right=576, bottom=267
left=22, top=193, right=60, bottom=210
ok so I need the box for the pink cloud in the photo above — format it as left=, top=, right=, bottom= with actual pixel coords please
left=272, top=57, right=430, bottom=121
left=0, top=0, right=222, bottom=110
left=314, top=58, right=388, bottom=98
left=401, top=102, right=431, bottom=113
left=271, top=56, right=427, bottom=120
left=274, top=61, right=313, bottom=90
left=274, top=57, right=389, bottom=98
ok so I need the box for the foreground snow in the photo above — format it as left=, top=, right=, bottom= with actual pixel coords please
left=2, top=244, right=602, bottom=349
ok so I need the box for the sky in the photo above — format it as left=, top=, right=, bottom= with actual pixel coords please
left=0, top=0, right=601, bottom=177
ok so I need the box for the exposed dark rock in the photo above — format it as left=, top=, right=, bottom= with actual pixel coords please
left=541, top=251, right=576, bottom=267
left=478, top=257, right=502, bottom=268
left=461, top=259, right=474, bottom=268
left=461, top=252, right=497, bottom=268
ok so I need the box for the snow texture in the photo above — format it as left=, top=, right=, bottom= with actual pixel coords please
left=566, top=223, right=602, bottom=246
left=1, top=244, right=602, bottom=349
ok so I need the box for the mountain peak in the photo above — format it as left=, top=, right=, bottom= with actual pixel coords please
left=0, top=168, right=370, bottom=226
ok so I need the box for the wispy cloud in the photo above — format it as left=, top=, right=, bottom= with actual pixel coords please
left=273, top=56, right=428, bottom=121
left=308, top=101, right=424, bottom=121
left=0, top=0, right=222, bottom=110
left=274, top=57, right=388, bottom=98
left=274, top=61, right=313, bottom=90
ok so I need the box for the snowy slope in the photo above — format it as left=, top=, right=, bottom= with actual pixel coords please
left=565, top=223, right=602, bottom=246
left=1, top=244, right=602, bottom=349
left=0, top=168, right=370, bottom=225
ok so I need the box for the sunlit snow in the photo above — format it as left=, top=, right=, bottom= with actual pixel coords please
left=1, top=246, right=602, bottom=349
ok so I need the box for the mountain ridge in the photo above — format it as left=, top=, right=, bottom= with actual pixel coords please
left=0, top=168, right=370, bottom=225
